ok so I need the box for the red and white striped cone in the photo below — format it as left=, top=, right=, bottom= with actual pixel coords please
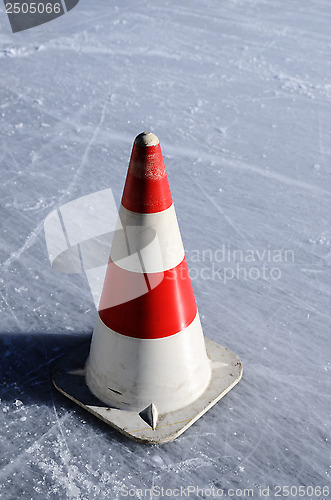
left=53, top=132, right=242, bottom=443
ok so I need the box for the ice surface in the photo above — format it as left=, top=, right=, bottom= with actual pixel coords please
left=0, top=0, right=330, bottom=499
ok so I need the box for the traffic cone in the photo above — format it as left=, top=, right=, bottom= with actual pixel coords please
left=53, top=132, right=243, bottom=444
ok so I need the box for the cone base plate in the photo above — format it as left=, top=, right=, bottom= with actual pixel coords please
left=52, top=338, right=243, bottom=444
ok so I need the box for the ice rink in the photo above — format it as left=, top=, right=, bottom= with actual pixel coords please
left=0, top=1, right=330, bottom=498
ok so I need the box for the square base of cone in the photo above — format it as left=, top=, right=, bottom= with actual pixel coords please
left=52, top=338, right=243, bottom=444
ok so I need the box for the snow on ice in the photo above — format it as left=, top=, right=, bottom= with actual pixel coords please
left=0, top=0, right=330, bottom=498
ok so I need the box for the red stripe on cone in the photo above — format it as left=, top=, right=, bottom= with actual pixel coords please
left=121, top=135, right=172, bottom=214
left=99, top=257, right=197, bottom=339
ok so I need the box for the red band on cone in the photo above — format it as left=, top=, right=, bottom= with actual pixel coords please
left=121, top=143, right=173, bottom=214
left=99, top=257, right=197, bottom=339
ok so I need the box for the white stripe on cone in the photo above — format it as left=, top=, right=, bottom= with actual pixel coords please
left=110, top=203, right=184, bottom=273
left=85, top=313, right=211, bottom=413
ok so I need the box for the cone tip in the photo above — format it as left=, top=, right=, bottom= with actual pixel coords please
left=134, top=131, right=159, bottom=147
